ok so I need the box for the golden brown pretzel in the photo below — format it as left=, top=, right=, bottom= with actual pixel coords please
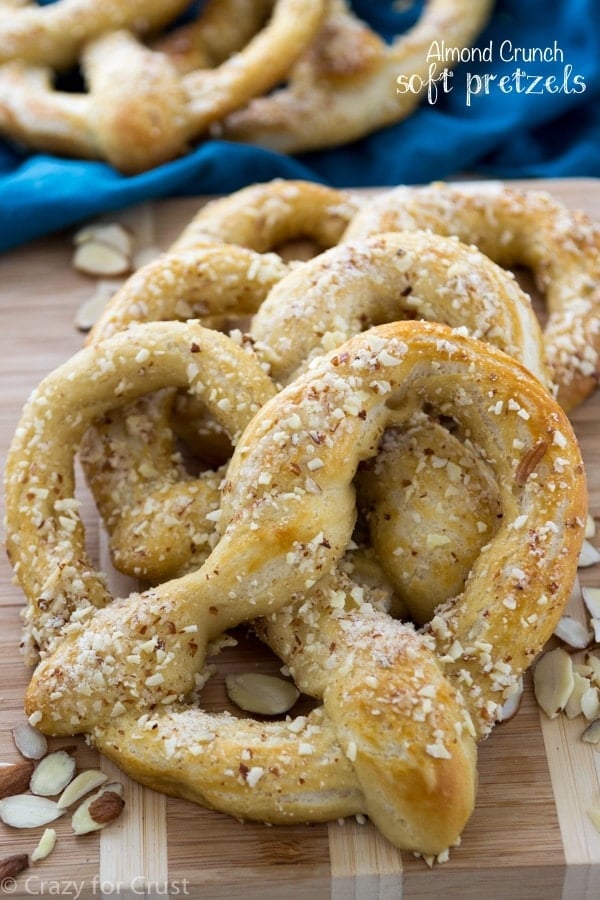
left=6, top=322, right=275, bottom=660
left=0, top=0, right=189, bottom=69
left=250, top=230, right=550, bottom=388
left=171, top=178, right=361, bottom=254
left=218, top=0, right=494, bottom=153
left=85, top=228, right=549, bottom=588
left=8, top=321, right=585, bottom=856
left=343, top=183, right=600, bottom=411
left=0, top=0, right=326, bottom=172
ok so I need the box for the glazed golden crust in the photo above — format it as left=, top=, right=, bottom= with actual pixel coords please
left=344, top=183, right=600, bottom=411
left=0, top=0, right=327, bottom=172
left=219, top=0, right=494, bottom=153
left=6, top=321, right=585, bottom=855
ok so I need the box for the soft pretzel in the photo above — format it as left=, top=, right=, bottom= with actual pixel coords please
left=171, top=178, right=361, bottom=254
left=0, top=0, right=326, bottom=172
left=343, top=183, right=600, bottom=411
left=0, top=0, right=189, bottom=69
left=6, top=322, right=275, bottom=660
left=218, top=0, right=494, bottom=153
left=8, top=321, right=584, bottom=856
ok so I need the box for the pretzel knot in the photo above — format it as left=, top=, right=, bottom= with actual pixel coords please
left=0, top=0, right=327, bottom=172
left=6, top=320, right=585, bottom=855
left=343, top=183, right=600, bottom=412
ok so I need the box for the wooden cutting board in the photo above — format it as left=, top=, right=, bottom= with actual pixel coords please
left=1, top=179, right=599, bottom=899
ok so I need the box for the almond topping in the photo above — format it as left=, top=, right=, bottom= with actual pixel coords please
left=582, top=586, right=600, bottom=619
left=73, top=240, right=131, bottom=277
left=0, top=759, right=35, bottom=799
left=553, top=615, right=592, bottom=650
left=71, top=782, right=125, bottom=835
left=578, top=540, right=600, bottom=568
left=31, top=827, right=57, bottom=863
left=533, top=647, right=574, bottom=718
left=515, top=440, right=549, bottom=484
left=498, top=677, right=523, bottom=722
left=57, top=769, right=108, bottom=810
left=29, top=750, right=76, bottom=797
left=225, top=672, right=300, bottom=716
left=74, top=222, right=132, bottom=257
left=12, top=722, right=48, bottom=760
left=0, top=794, right=63, bottom=829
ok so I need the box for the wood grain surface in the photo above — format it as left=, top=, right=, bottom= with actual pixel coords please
left=0, top=179, right=599, bottom=899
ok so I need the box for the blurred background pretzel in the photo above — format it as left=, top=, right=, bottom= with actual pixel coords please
left=0, top=0, right=190, bottom=69
left=218, top=0, right=494, bottom=153
left=0, top=0, right=326, bottom=172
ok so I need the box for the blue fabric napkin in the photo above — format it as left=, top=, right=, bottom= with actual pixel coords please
left=0, top=0, right=598, bottom=252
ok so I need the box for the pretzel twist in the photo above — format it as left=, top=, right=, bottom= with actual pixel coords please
left=218, top=0, right=494, bottom=153
left=7, top=321, right=585, bottom=854
left=0, top=0, right=326, bottom=172
left=343, top=183, right=600, bottom=411
left=0, top=0, right=189, bottom=69
left=84, top=227, right=550, bottom=590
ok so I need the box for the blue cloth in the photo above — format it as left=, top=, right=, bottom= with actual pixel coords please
left=0, top=0, right=598, bottom=252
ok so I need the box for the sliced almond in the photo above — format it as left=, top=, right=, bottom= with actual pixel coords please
left=565, top=671, right=591, bottom=719
left=73, top=240, right=131, bottom=277
left=581, top=685, right=600, bottom=721
left=533, top=646, right=574, bottom=718
left=591, top=618, right=600, bottom=643
left=578, top=540, right=600, bottom=568
left=582, top=586, right=600, bottom=619
left=498, top=677, right=523, bottom=722
left=74, top=222, right=133, bottom=257
left=0, top=853, right=28, bottom=880
left=225, top=672, right=300, bottom=716
left=581, top=718, right=600, bottom=745
left=0, top=794, right=63, bottom=829
left=554, top=615, right=592, bottom=650
left=31, top=827, right=57, bottom=863
left=71, top=782, right=125, bottom=835
left=57, top=769, right=107, bottom=810
left=586, top=651, right=600, bottom=686
left=29, top=750, right=76, bottom=797
left=74, top=281, right=122, bottom=332
left=585, top=514, right=597, bottom=539
left=0, top=759, right=35, bottom=799
left=12, top=722, right=48, bottom=760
